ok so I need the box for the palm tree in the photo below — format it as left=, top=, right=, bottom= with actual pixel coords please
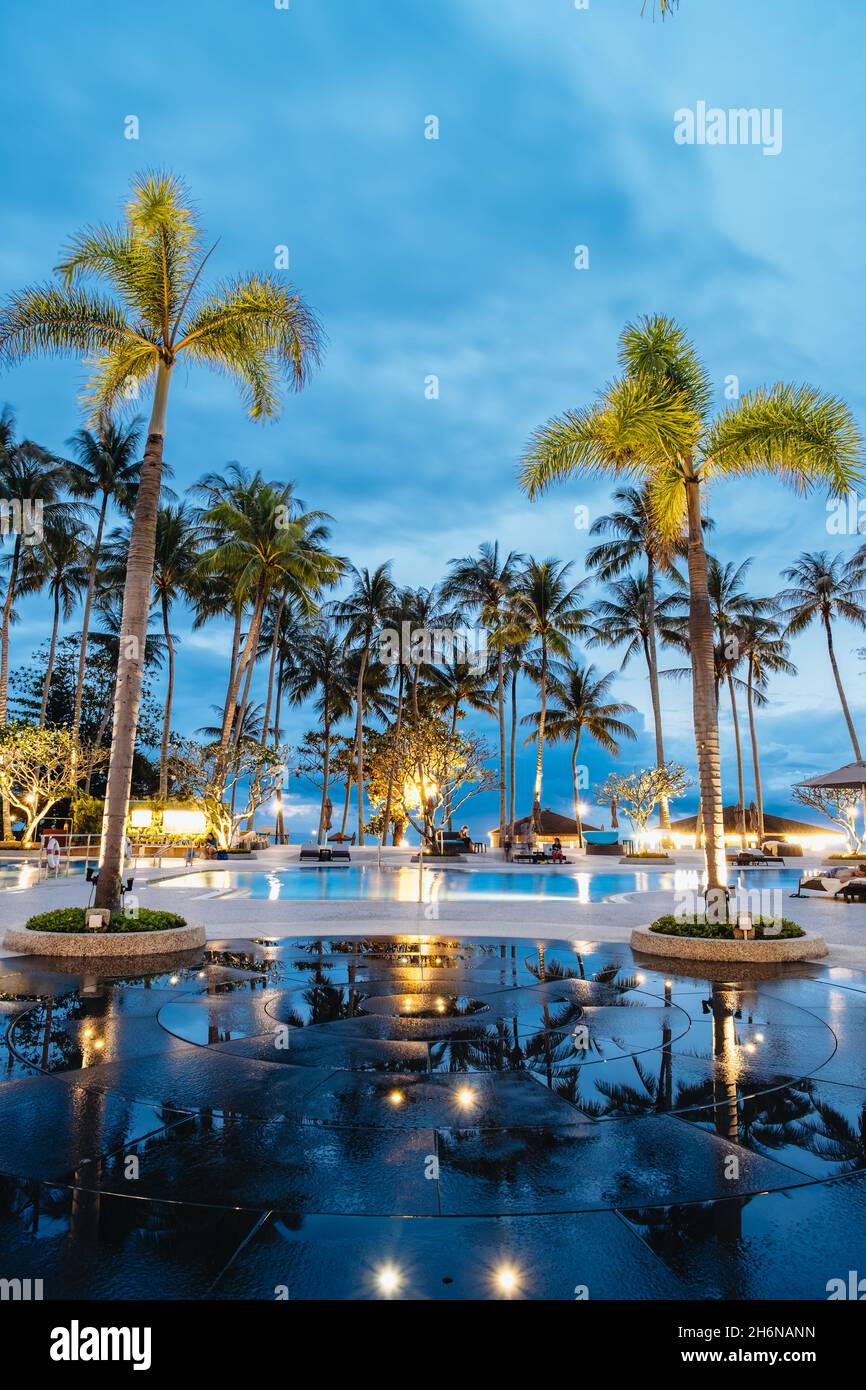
left=442, top=543, right=525, bottom=842
left=777, top=551, right=866, bottom=760
left=31, top=514, right=89, bottom=727
left=587, top=484, right=692, bottom=831
left=520, top=314, right=863, bottom=887
left=332, top=564, right=397, bottom=845
left=524, top=662, right=636, bottom=846
left=503, top=634, right=533, bottom=841
left=199, top=479, right=342, bottom=773
left=0, top=170, right=323, bottom=908
left=423, top=657, right=496, bottom=830
left=285, top=628, right=354, bottom=843
left=512, top=559, right=589, bottom=832
left=706, top=558, right=764, bottom=850
left=66, top=416, right=143, bottom=758
left=736, top=612, right=795, bottom=841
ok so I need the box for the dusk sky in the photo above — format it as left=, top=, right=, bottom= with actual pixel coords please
left=2, top=0, right=865, bottom=836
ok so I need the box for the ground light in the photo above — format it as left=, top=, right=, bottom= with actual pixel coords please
left=494, top=1265, right=521, bottom=1297
left=376, top=1265, right=401, bottom=1297
left=456, top=1087, right=474, bottom=1109
left=388, top=1089, right=404, bottom=1106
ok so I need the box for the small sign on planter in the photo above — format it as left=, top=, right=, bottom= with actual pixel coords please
left=85, top=908, right=111, bottom=933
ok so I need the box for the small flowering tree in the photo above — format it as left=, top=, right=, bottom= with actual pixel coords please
left=168, top=736, right=287, bottom=850
left=793, top=784, right=864, bottom=854
left=597, top=762, right=691, bottom=839
left=0, top=722, right=92, bottom=845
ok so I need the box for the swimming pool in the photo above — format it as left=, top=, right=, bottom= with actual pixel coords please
left=0, top=860, right=86, bottom=890
left=153, top=864, right=804, bottom=904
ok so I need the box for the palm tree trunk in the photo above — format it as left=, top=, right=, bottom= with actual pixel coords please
left=571, top=732, right=584, bottom=849
left=218, top=592, right=263, bottom=765
left=496, top=646, right=507, bottom=841
left=645, top=554, right=670, bottom=830
left=353, top=642, right=370, bottom=846
left=0, top=533, right=21, bottom=839
left=72, top=490, right=108, bottom=757
left=381, top=667, right=404, bottom=847
left=244, top=597, right=284, bottom=833
left=822, top=614, right=863, bottom=759
left=684, top=476, right=726, bottom=889
left=95, top=363, right=172, bottom=910
left=509, top=665, right=518, bottom=839
left=746, top=656, right=764, bottom=842
left=726, top=672, right=747, bottom=850
left=222, top=603, right=243, bottom=728
left=39, top=585, right=62, bottom=727
left=318, top=703, right=331, bottom=846
left=532, top=642, right=548, bottom=834
left=158, top=594, right=174, bottom=800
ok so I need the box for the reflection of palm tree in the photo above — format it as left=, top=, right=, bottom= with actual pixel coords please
left=796, top=1093, right=866, bottom=1174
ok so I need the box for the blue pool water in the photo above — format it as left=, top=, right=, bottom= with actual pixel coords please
left=154, top=864, right=804, bottom=903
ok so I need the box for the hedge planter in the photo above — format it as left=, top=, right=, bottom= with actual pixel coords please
left=630, top=926, right=827, bottom=962
left=3, top=914, right=206, bottom=958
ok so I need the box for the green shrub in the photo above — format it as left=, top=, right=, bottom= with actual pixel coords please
left=72, top=795, right=104, bottom=836
left=649, top=913, right=805, bottom=940
left=25, top=907, right=188, bottom=934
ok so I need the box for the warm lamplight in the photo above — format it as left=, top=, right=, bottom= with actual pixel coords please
left=376, top=1265, right=401, bottom=1296
left=495, top=1265, right=519, bottom=1296
left=388, top=1090, right=404, bottom=1107
left=456, top=1087, right=474, bottom=1109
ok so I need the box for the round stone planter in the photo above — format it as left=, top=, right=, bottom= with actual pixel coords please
left=2, top=921, right=206, bottom=958
left=630, top=925, right=827, bottom=962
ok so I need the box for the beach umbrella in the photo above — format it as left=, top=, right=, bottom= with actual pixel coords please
left=800, top=761, right=866, bottom=788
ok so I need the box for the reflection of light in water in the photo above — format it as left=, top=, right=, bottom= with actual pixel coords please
left=672, top=870, right=702, bottom=894
left=267, top=873, right=281, bottom=901
left=572, top=874, right=591, bottom=905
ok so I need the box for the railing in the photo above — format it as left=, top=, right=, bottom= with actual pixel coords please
left=37, top=833, right=203, bottom=879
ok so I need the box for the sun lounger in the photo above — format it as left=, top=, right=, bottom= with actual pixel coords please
left=793, top=870, right=865, bottom=900
left=330, top=848, right=351, bottom=863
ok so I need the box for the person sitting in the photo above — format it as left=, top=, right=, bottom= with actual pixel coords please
left=550, top=837, right=565, bottom=864
left=203, top=831, right=219, bottom=861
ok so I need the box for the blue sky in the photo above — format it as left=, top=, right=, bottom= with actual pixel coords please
left=1, top=0, right=865, bottom=836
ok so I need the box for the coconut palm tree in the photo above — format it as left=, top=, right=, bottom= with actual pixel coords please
left=736, top=612, right=796, bottom=841
left=30, top=514, right=89, bottom=727
left=332, top=564, right=397, bottom=845
left=442, top=543, right=525, bottom=842
left=284, top=628, right=354, bottom=844
left=423, top=658, right=496, bottom=830
left=587, top=484, right=694, bottom=831
left=66, top=416, right=143, bottom=758
left=777, top=551, right=866, bottom=760
left=199, top=479, right=342, bottom=774
left=0, top=170, right=323, bottom=908
left=524, top=662, right=636, bottom=846
left=520, top=314, right=863, bottom=887
left=511, top=559, right=590, bottom=832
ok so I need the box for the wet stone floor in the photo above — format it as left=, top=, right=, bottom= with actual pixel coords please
left=1, top=934, right=865, bottom=1300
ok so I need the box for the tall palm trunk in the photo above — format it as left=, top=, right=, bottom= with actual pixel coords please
left=317, top=700, right=331, bottom=846
left=531, top=642, right=548, bottom=834
left=746, top=656, right=764, bottom=842
left=822, top=613, right=862, bottom=759
left=96, top=363, right=171, bottom=910
left=726, top=672, right=747, bottom=850
left=219, top=591, right=263, bottom=765
left=496, top=646, right=507, bottom=841
left=0, top=533, right=22, bottom=838
left=822, top=612, right=866, bottom=834
left=39, top=585, right=62, bottom=727
left=353, top=642, right=370, bottom=846
left=645, top=553, right=670, bottom=831
left=446, top=700, right=460, bottom=831
left=273, top=648, right=285, bottom=843
left=571, top=731, right=584, bottom=849
left=244, top=597, right=284, bottom=832
left=381, top=666, right=404, bottom=848
left=72, top=489, right=109, bottom=759
left=509, top=665, right=518, bottom=839
left=222, top=603, right=243, bottom=728
left=684, top=476, right=726, bottom=889
left=158, top=593, right=174, bottom=800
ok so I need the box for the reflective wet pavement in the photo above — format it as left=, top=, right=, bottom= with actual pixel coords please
left=1, top=935, right=864, bottom=1299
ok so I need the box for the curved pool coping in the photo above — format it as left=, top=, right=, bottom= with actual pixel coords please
left=630, top=925, right=827, bottom=962
left=2, top=921, right=206, bottom=957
